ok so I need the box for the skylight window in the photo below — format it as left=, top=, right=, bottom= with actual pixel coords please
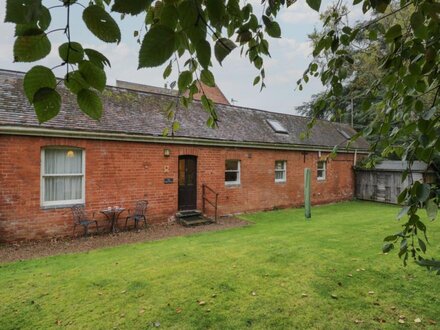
left=267, top=119, right=288, bottom=134
left=337, top=128, right=351, bottom=139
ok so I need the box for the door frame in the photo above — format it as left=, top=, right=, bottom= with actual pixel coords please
left=177, top=155, right=198, bottom=210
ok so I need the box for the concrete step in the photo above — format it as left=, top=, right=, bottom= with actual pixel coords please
left=180, top=216, right=214, bottom=227
left=175, top=210, right=202, bottom=219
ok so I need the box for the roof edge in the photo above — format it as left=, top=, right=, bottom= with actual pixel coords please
left=0, top=126, right=369, bottom=154
left=0, top=68, right=359, bottom=127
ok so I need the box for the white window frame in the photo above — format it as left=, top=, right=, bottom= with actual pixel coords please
left=317, top=160, right=326, bottom=181
left=225, top=160, right=241, bottom=185
left=41, top=147, right=86, bottom=207
left=275, top=160, right=287, bottom=183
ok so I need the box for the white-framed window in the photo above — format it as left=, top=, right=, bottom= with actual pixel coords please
left=275, top=160, right=287, bottom=182
left=317, top=160, right=326, bottom=181
left=41, top=148, right=85, bottom=207
left=225, top=160, right=240, bottom=185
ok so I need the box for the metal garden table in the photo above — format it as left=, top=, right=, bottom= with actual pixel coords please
left=100, top=207, right=125, bottom=233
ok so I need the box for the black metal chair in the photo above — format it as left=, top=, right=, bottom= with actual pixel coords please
left=72, top=205, right=99, bottom=237
left=125, top=200, right=148, bottom=230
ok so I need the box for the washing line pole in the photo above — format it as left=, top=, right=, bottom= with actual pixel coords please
left=304, top=168, right=311, bottom=219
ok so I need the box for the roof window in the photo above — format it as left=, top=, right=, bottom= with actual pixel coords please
left=267, top=119, right=288, bottom=134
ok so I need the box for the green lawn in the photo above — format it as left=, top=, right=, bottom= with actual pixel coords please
left=1, top=201, right=439, bottom=329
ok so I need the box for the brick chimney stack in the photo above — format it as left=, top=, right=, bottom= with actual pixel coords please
left=193, top=82, right=230, bottom=105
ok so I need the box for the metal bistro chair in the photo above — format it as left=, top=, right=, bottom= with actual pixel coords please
left=71, top=205, right=99, bottom=237
left=125, top=200, right=148, bottom=230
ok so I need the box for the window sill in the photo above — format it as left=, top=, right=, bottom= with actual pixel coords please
left=317, top=178, right=326, bottom=182
left=41, top=203, right=84, bottom=210
left=225, top=183, right=241, bottom=188
left=275, top=180, right=286, bottom=184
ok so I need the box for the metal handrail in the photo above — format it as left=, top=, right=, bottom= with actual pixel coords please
left=202, top=184, right=219, bottom=222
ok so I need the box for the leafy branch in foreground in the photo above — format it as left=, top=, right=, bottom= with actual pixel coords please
left=298, top=0, right=440, bottom=273
left=4, top=0, right=291, bottom=128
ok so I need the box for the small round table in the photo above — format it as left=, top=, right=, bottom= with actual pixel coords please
left=100, top=207, right=125, bottom=233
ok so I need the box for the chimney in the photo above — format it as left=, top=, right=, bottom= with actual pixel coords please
left=193, top=82, right=230, bottom=105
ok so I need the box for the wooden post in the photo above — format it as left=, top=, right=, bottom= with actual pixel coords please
left=304, top=168, right=311, bottom=219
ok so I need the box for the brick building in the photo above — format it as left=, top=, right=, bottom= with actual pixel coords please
left=0, top=70, right=369, bottom=241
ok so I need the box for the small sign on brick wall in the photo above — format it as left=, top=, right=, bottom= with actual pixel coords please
left=164, top=178, right=174, bottom=184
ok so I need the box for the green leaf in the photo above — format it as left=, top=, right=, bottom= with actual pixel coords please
left=196, top=40, right=211, bottom=69
left=200, top=69, right=215, bottom=87
left=111, top=0, right=150, bottom=15
left=384, top=234, right=397, bottom=242
left=163, top=61, right=172, bottom=79
left=139, top=25, right=176, bottom=68
left=160, top=4, right=178, bottom=30
left=23, top=65, right=56, bottom=103
left=385, top=24, right=402, bottom=42
left=201, top=94, right=214, bottom=112
left=426, top=199, right=438, bottom=220
left=374, top=0, right=390, bottom=13
left=13, top=31, right=51, bottom=62
left=306, top=0, right=321, bottom=11
left=414, top=183, right=430, bottom=202
left=206, top=0, right=225, bottom=27
left=5, top=0, right=42, bottom=24
left=14, top=6, right=51, bottom=35
left=32, top=87, right=61, bottom=123
left=83, top=5, right=121, bottom=43
left=77, top=89, right=103, bottom=120
left=263, top=17, right=281, bottom=38
left=178, top=71, right=192, bottom=92
left=84, top=48, right=111, bottom=68
left=78, top=61, right=106, bottom=92
left=253, top=76, right=260, bottom=86
left=382, top=243, right=394, bottom=253
left=418, top=238, right=426, bottom=253
left=410, top=12, right=428, bottom=39
left=178, top=0, right=198, bottom=29
left=237, top=30, right=252, bottom=43
left=58, top=42, right=84, bottom=64
left=214, top=38, right=236, bottom=65
left=397, top=188, right=407, bottom=204
left=64, top=71, right=90, bottom=94
left=172, top=121, right=180, bottom=132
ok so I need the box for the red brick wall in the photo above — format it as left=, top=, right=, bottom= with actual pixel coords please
left=0, top=135, right=356, bottom=241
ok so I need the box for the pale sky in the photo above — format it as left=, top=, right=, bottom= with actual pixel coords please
left=0, top=0, right=365, bottom=114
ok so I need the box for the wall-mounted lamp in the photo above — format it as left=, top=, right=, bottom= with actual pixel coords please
left=164, top=148, right=170, bottom=157
left=66, top=150, right=75, bottom=158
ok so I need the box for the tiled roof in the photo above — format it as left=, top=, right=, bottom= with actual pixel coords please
left=0, top=69, right=369, bottom=151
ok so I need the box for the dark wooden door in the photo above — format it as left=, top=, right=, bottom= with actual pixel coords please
left=178, top=156, right=197, bottom=210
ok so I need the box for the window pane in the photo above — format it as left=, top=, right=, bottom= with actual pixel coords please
left=45, top=149, right=82, bottom=174
left=275, top=171, right=285, bottom=180
left=178, top=159, right=185, bottom=186
left=225, top=160, right=238, bottom=171
left=44, top=176, right=82, bottom=201
left=225, top=172, right=238, bottom=182
left=275, top=161, right=285, bottom=170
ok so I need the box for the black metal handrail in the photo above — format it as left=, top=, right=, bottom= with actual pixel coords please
left=202, top=184, right=219, bottom=222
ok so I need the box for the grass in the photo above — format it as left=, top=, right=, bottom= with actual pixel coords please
left=0, top=201, right=439, bottom=329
